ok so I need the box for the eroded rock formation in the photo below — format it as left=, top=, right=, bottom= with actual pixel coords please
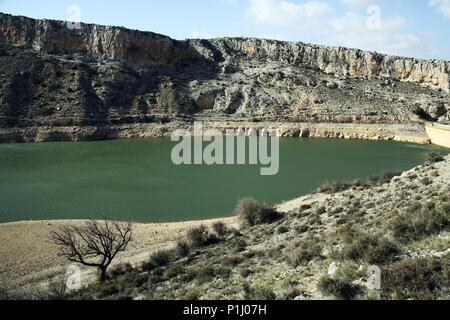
left=0, top=12, right=449, bottom=142
left=0, top=13, right=196, bottom=65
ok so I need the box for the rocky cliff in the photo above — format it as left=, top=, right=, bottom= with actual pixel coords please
left=224, top=38, right=450, bottom=92
left=0, top=12, right=449, bottom=142
left=0, top=13, right=196, bottom=65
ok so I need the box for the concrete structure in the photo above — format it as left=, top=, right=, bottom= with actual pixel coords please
left=426, top=123, right=450, bottom=149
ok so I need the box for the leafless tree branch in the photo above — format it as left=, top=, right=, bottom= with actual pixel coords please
left=49, top=218, right=133, bottom=281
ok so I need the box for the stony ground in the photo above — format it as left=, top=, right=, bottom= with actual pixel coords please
left=0, top=218, right=235, bottom=295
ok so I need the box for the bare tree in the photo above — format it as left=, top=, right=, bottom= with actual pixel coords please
left=50, top=219, right=133, bottom=282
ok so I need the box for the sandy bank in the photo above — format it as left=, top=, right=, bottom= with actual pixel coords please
left=0, top=192, right=328, bottom=294
left=0, top=217, right=236, bottom=293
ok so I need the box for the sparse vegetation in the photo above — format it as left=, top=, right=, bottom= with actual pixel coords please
left=277, top=225, right=289, bottom=234
left=234, top=198, right=282, bottom=227
left=142, top=250, right=173, bottom=271
left=212, top=221, right=228, bottom=238
left=412, top=106, right=434, bottom=122
left=44, top=272, right=73, bottom=300
left=317, top=181, right=352, bottom=193
left=233, top=239, right=247, bottom=252
left=426, top=152, right=445, bottom=164
left=318, top=277, right=365, bottom=300
left=367, top=171, right=401, bottom=186
left=0, top=285, right=10, bottom=300
left=98, top=283, right=120, bottom=299
left=183, top=289, right=201, bottom=300
left=390, top=201, right=450, bottom=243
left=110, top=263, right=134, bottom=278
left=243, top=283, right=277, bottom=300
left=288, top=238, right=323, bottom=266
left=186, top=225, right=220, bottom=248
left=49, top=218, right=133, bottom=282
left=315, top=206, right=326, bottom=215
left=316, top=171, right=402, bottom=194
left=340, top=231, right=401, bottom=265
left=176, top=239, right=190, bottom=256
left=239, top=268, right=252, bottom=278
left=421, top=177, right=432, bottom=185
left=38, top=106, right=56, bottom=116
left=382, top=255, right=450, bottom=300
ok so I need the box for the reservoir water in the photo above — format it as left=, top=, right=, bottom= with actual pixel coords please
left=0, top=138, right=447, bottom=223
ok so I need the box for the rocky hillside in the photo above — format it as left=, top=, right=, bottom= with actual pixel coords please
left=0, top=12, right=449, bottom=142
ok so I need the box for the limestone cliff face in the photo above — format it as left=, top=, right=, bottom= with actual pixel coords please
left=0, top=12, right=449, bottom=142
left=207, top=38, right=450, bottom=93
left=0, top=13, right=196, bottom=65
left=1, top=13, right=448, bottom=92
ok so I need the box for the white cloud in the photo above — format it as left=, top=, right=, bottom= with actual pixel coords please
left=329, top=12, right=421, bottom=55
left=339, top=0, right=388, bottom=6
left=340, top=0, right=373, bottom=6
left=247, top=0, right=332, bottom=29
left=429, top=0, right=450, bottom=19
left=331, top=12, right=407, bottom=33
left=191, top=30, right=213, bottom=39
left=329, top=12, right=424, bottom=57
left=244, top=0, right=431, bottom=58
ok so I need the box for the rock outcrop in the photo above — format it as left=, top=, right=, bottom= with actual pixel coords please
left=208, top=38, right=450, bottom=93
left=0, top=13, right=196, bottom=65
left=0, top=12, right=449, bottom=142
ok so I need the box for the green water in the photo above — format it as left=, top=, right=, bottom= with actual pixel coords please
left=0, top=138, right=447, bottom=223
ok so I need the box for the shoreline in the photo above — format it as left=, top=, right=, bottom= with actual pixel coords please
left=0, top=121, right=431, bottom=145
left=0, top=213, right=236, bottom=226
left=0, top=217, right=238, bottom=293
left=0, top=193, right=327, bottom=294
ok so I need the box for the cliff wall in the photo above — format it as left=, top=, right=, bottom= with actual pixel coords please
left=211, top=38, right=450, bottom=92
left=0, top=12, right=449, bottom=143
left=0, top=13, right=196, bottom=65
left=1, top=13, right=448, bottom=92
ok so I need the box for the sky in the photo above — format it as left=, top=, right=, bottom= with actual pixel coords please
left=0, top=0, right=449, bottom=60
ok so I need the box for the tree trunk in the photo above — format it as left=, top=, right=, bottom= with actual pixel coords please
left=100, top=267, right=107, bottom=282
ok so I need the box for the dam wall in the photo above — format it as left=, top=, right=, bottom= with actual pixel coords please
left=426, top=123, right=450, bottom=149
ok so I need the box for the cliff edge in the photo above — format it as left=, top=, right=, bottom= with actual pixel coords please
left=0, top=12, right=449, bottom=142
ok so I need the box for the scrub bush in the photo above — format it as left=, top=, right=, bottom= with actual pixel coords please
left=235, top=198, right=281, bottom=227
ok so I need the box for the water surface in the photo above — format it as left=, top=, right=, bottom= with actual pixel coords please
left=0, top=138, right=447, bottom=223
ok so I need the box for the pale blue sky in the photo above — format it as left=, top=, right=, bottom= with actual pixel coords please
left=1, top=0, right=449, bottom=60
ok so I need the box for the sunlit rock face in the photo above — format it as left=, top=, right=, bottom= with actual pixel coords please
left=0, top=13, right=196, bottom=65
left=207, top=38, right=450, bottom=93
left=0, top=12, right=449, bottom=142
